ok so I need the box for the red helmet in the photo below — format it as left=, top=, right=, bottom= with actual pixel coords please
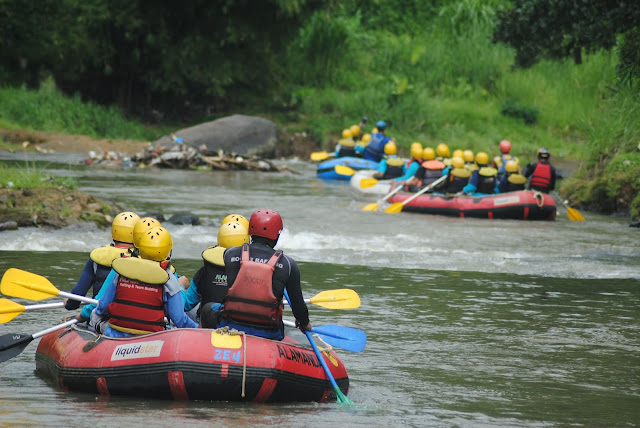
left=499, top=140, right=511, bottom=154
left=249, top=209, right=283, bottom=240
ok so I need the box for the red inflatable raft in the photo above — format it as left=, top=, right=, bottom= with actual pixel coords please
left=388, top=190, right=556, bottom=220
left=35, top=326, right=349, bottom=402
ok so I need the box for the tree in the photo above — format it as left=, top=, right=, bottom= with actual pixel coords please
left=492, top=0, right=640, bottom=87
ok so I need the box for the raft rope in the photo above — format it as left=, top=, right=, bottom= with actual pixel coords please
left=215, top=326, right=248, bottom=398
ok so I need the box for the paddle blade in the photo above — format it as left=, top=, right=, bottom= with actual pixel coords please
left=310, top=289, right=361, bottom=310
left=311, top=324, right=367, bottom=353
left=361, top=202, right=379, bottom=212
left=334, top=165, right=355, bottom=177
left=384, top=202, right=404, bottom=214
left=335, top=387, right=353, bottom=404
left=310, top=152, right=331, bottom=162
left=567, top=207, right=585, bottom=221
left=0, top=333, right=32, bottom=363
left=359, top=178, right=379, bottom=189
left=0, top=268, right=60, bottom=300
left=0, top=299, right=26, bottom=323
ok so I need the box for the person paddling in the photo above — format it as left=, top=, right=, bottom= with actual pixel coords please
left=219, top=209, right=311, bottom=340
left=185, top=219, right=250, bottom=328
left=524, top=147, right=556, bottom=193
left=91, top=227, right=197, bottom=337
left=63, top=211, right=140, bottom=311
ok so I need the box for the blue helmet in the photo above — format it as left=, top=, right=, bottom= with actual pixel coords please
left=376, top=120, right=387, bottom=131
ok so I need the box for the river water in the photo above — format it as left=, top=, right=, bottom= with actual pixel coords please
left=0, top=153, right=639, bottom=427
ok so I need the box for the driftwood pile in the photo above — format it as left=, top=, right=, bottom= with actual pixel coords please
left=85, top=140, right=298, bottom=174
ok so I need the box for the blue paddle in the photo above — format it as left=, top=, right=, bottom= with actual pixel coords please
left=282, top=320, right=366, bottom=353
left=284, top=290, right=354, bottom=404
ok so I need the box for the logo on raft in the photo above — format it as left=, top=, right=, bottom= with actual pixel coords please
left=111, top=340, right=164, bottom=361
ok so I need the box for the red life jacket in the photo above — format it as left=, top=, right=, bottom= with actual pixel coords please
left=223, top=244, right=283, bottom=328
left=107, top=258, right=168, bottom=334
left=530, top=162, right=552, bottom=190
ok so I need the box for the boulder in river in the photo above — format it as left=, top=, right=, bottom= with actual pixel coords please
left=153, top=114, right=277, bottom=158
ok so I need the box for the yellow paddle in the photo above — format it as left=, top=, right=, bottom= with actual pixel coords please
left=306, top=289, right=360, bottom=309
left=385, top=175, right=448, bottom=214
left=552, top=192, right=585, bottom=221
left=362, top=183, right=405, bottom=211
left=310, top=151, right=333, bottom=162
left=360, top=178, right=381, bottom=189
left=0, top=298, right=65, bottom=323
left=0, top=268, right=98, bottom=304
left=334, top=165, right=356, bottom=177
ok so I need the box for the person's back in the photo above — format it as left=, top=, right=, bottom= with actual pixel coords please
left=94, top=226, right=197, bottom=337
left=444, top=156, right=470, bottom=194
left=64, top=211, right=140, bottom=311
left=463, top=152, right=497, bottom=195
left=221, top=209, right=310, bottom=341
left=363, top=121, right=390, bottom=162
left=496, top=160, right=526, bottom=193
left=373, top=141, right=404, bottom=179
left=190, top=218, right=250, bottom=328
left=524, top=148, right=556, bottom=193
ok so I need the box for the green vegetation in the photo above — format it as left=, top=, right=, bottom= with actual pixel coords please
left=0, top=162, right=76, bottom=190
left=0, top=79, right=168, bottom=141
left=0, top=0, right=638, bottom=217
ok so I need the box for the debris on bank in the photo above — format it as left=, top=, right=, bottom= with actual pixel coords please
left=84, top=137, right=298, bottom=174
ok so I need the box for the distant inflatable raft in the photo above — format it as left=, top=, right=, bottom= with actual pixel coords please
left=388, top=189, right=556, bottom=220
left=316, top=156, right=379, bottom=180
left=35, top=326, right=349, bottom=402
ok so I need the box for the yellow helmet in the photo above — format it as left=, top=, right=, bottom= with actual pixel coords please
left=436, top=143, right=450, bottom=158
left=362, top=133, right=372, bottom=144
left=218, top=221, right=250, bottom=248
left=133, top=217, right=162, bottom=248
left=463, top=150, right=474, bottom=162
left=505, top=160, right=519, bottom=173
left=475, top=151, right=489, bottom=165
left=349, top=125, right=361, bottom=137
left=384, top=141, right=397, bottom=155
left=372, top=128, right=379, bottom=134
left=451, top=156, right=465, bottom=169
left=452, top=149, right=464, bottom=159
left=422, top=147, right=435, bottom=160
left=111, top=212, right=140, bottom=244
left=138, top=227, right=173, bottom=262
left=342, top=129, right=352, bottom=139
left=410, top=142, right=423, bottom=159
left=222, top=214, right=249, bottom=230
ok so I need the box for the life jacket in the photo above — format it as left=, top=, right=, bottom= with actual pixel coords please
left=407, top=157, right=423, bottom=168
left=496, top=154, right=518, bottom=180
left=505, top=173, right=527, bottom=192
left=363, top=133, right=388, bottom=162
left=89, top=244, right=131, bottom=296
left=336, top=138, right=357, bottom=157
left=464, top=162, right=478, bottom=172
left=107, top=257, right=169, bottom=335
left=476, top=167, right=498, bottom=194
left=223, top=244, right=283, bottom=328
left=197, top=246, right=230, bottom=310
left=446, top=168, right=471, bottom=194
left=420, top=160, right=445, bottom=187
left=382, top=157, right=405, bottom=179
left=530, top=162, right=552, bottom=190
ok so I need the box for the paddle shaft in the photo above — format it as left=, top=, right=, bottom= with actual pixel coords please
left=402, top=175, right=447, bottom=206
left=381, top=183, right=405, bottom=202
left=283, top=290, right=351, bottom=403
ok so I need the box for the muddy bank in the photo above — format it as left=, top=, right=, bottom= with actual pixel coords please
left=0, top=187, right=123, bottom=230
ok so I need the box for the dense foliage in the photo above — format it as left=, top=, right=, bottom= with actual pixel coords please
left=1, top=0, right=638, bottom=216
left=493, top=0, right=640, bottom=89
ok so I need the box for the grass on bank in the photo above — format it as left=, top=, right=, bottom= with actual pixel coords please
left=0, top=78, right=169, bottom=142
left=0, top=162, right=76, bottom=190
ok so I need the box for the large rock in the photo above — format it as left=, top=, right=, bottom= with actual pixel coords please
left=153, top=115, right=278, bottom=158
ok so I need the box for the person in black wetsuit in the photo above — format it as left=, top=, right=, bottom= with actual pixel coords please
left=219, top=209, right=311, bottom=340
